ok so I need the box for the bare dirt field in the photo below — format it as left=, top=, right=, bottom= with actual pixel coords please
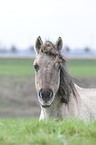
left=0, top=76, right=96, bottom=118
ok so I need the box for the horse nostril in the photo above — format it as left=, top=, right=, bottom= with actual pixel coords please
left=39, top=89, right=53, bottom=101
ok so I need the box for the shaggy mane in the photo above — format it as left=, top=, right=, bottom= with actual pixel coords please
left=41, top=41, right=76, bottom=104
left=58, top=64, right=76, bottom=104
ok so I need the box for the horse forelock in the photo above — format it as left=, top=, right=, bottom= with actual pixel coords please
left=41, top=41, right=57, bottom=55
left=40, top=41, right=66, bottom=64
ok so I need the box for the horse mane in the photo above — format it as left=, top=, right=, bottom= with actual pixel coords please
left=41, top=41, right=76, bottom=104
left=57, top=63, right=76, bottom=104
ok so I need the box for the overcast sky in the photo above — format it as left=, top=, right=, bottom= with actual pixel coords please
left=0, top=0, right=96, bottom=49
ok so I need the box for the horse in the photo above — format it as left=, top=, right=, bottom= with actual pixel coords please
left=33, top=36, right=96, bottom=121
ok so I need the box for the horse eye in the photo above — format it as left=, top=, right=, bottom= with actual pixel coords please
left=34, top=64, right=39, bottom=71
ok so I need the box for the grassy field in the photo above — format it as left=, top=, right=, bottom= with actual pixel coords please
left=0, top=58, right=34, bottom=77
left=0, top=58, right=96, bottom=77
left=0, top=58, right=96, bottom=145
left=68, top=59, right=96, bottom=77
left=0, top=118, right=96, bottom=145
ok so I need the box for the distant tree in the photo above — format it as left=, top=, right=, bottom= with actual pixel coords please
left=65, top=46, right=70, bottom=52
left=0, top=42, right=1, bottom=52
left=84, top=47, right=90, bottom=53
left=2, top=48, right=7, bottom=53
left=29, top=46, right=34, bottom=51
left=11, top=46, right=17, bottom=53
left=0, top=47, right=7, bottom=53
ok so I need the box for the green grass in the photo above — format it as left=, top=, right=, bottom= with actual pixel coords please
left=0, top=118, right=96, bottom=145
left=67, top=59, right=96, bottom=77
left=0, top=58, right=35, bottom=77
left=0, top=58, right=96, bottom=77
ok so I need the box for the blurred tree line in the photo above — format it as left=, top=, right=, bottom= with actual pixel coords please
left=0, top=44, right=92, bottom=54
left=0, top=45, right=35, bottom=53
left=64, top=46, right=91, bottom=53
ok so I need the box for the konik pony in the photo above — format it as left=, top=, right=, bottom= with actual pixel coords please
left=33, top=36, right=96, bottom=121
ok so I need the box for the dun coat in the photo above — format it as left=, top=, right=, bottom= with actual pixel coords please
left=34, top=36, right=96, bottom=121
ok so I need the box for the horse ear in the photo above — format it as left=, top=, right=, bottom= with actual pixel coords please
left=35, top=36, right=43, bottom=54
left=55, top=37, right=63, bottom=52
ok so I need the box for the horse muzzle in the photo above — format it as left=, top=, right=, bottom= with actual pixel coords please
left=38, top=88, right=55, bottom=108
